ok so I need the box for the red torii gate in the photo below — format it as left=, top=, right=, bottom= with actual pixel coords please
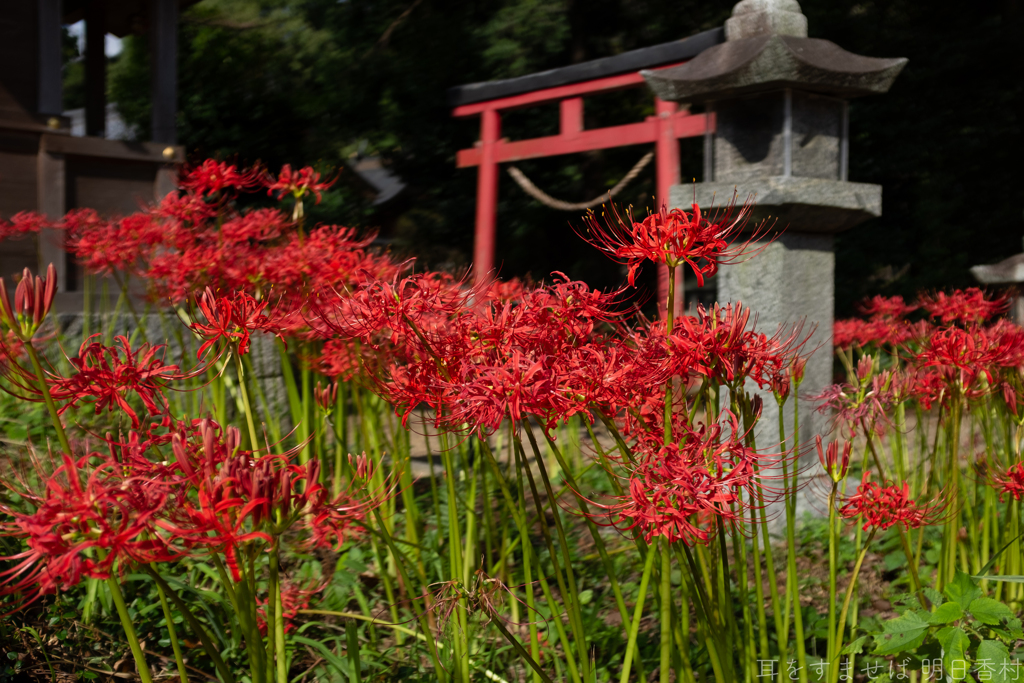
left=449, top=28, right=723, bottom=312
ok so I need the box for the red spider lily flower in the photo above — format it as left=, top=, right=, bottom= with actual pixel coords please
left=0, top=454, right=177, bottom=607
left=916, top=326, right=1007, bottom=391
left=995, top=463, right=1024, bottom=501
left=856, top=294, right=917, bottom=320
left=161, top=478, right=273, bottom=581
left=603, top=414, right=778, bottom=545
left=256, top=579, right=323, bottom=635
left=918, top=288, right=1007, bottom=326
left=180, top=160, right=262, bottom=197
left=317, top=338, right=373, bottom=382
left=0, top=264, right=57, bottom=340
left=579, top=198, right=767, bottom=287
left=816, top=435, right=852, bottom=483
left=0, top=212, right=52, bottom=241
left=266, top=164, right=335, bottom=203
left=46, top=335, right=182, bottom=429
left=219, top=208, right=287, bottom=243
left=813, top=368, right=913, bottom=437
left=65, top=213, right=166, bottom=276
left=189, top=287, right=277, bottom=359
left=839, top=472, right=946, bottom=531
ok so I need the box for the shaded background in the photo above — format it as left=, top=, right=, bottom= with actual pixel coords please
left=85, top=0, right=1022, bottom=316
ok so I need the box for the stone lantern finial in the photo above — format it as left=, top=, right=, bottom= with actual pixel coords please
left=725, top=0, right=808, bottom=41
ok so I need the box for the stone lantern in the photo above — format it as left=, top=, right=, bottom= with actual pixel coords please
left=643, top=0, right=907, bottom=447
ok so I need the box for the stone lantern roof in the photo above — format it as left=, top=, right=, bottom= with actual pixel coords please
left=643, top=0, right=907, bottom=103
left=971, top=253, right=1024, bottom=285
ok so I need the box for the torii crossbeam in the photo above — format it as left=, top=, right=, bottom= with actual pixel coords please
left=449, top=28, right=723, bottom=310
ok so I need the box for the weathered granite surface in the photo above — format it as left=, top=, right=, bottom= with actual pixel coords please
left=674, top=177, right=881, bottom=233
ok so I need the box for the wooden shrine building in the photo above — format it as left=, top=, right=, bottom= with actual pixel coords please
left=0, top=0, right=194, bottom=294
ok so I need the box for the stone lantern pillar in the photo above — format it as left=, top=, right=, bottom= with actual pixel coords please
left=643, top=0, right=907, bottom=449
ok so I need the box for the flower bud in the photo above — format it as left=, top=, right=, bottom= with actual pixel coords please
left=0, top=263, right=57, bottom=340
left=817, top=434, right=852, bottom=483
left=314, top=381, right=338, bottom=413
left=856, top=354, right=873, bottom=384
left=791, top=356, right=807, bottom=388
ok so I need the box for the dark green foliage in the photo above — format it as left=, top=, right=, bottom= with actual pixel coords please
left=104, top=0, right=1022, bottom=309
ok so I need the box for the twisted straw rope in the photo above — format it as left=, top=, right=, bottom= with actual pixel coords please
left=506, top=150, right=654, bottom=211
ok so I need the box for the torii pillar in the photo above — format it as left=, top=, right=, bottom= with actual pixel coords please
left=644, top=0, right=907, bottom=448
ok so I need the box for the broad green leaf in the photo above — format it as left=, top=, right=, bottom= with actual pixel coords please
left=976, top=639, right=1013, bottom=683
left=872, top=610, right=930, bottom=656
left=928, top=601, right=963, bottom=624
left=969, top=597, right=1015, bottom=626
left=991, top=616, right=1024, bottom=641
left=841, top=635, right=870, bottom=655
left=945, top=571, right=982, bottom=610
left=923, top=587, right=945, bottom=606
left=937, top=626, right=970, bottom=682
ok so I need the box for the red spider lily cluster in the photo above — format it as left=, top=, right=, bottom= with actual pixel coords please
left=611, top=416, right=766, bottom=545
left=0, top=413, right=378, bottom=607
left=822, top=289, right=1024, bottom=420
left=839, top=472, right=946, bottom=532
left=5, top=161, right=394, bottom=337
left=303, top=205, right=807, bottom=547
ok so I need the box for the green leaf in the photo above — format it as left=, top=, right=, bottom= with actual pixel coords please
left=872, top=610, right=931, bottom=656
left=923, top=587, right=945, bottom=606
left=928, top=601, right=963, bottom=624
left=944, top=571, right=981, bottom=610
left=293, top=635, right=351, bottom=676
left=841, top=635, right=870, bottom=655
left=991, top=616, right=1024, bottom=641
left=976, top=575, right=1024, bottom=584
left=937, top=626, right=970, bottom=682
left=969, top=597, right=1015, bottom=626
left=976, top=639, right=1013, bottom=683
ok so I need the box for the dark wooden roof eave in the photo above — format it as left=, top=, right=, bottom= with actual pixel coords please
left=447, top=27, right=725, bottom=108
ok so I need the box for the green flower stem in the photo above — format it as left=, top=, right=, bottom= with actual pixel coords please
left=748, top=502, right=770, bottom=661
left=521, top=423, right=591, bottom=682
left=515, top=434, right=584, bottom=682
left=152, top=565, right=190, bottom=683
left=244, top=352, right=282, bottom=446
left=145, top=567, right=236, bottom=683
left=543, top=433, right=644, bottom=679
left=678, top=544, right=729, bottom=682
left=370, top=508, right=447, bottom=679
left=234, top=351, right=261, bottom=451
left=488, top=611, right=556, bottom=683
left=438, top=430, right=470, bottom=682
left=829, top=531, right=876, bottom=683
left=897, top=524, right=926, bottom=608
left=619, top=546, right=657, bottom=683
left=943, top=396, right=963, bottom=590
left=481, top=438, right=543, bottom=683
left=789, top=380, right=809, bottom=683
left=277, top=340, right=304, bottom=447
left=534, top=560, right=582, bottom=683
left=827, top=485, right=839, bottom=675
left=23, top=342, right=72, bottom=455
left=462, top=446, right=480, bottom=586
left=660, top=539, right=673, bottom=683
left=270, top=541, right=287, bottom=683
left=106, top=575, right=155, bottom=683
